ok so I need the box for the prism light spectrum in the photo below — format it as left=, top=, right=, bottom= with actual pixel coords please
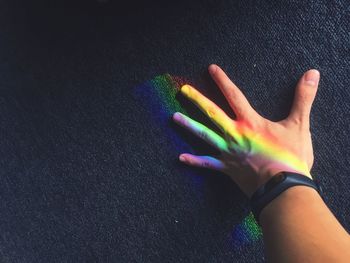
left=133, top=75, right=262, bottom=246
left=180, top=84, right=311, bottom=178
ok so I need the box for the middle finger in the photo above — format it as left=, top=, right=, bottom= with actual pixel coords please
left=180, top=84, right=241, bottom=142
left=173, top=112, right=229, bottom=153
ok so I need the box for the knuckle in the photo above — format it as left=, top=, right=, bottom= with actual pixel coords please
left=286, top=116, right=310, bottom=132
left=289, top=115, right=306, bottom=126
left=199, top=130, right=208, bottom=140
left=206, top=106, right=216, bottom=118
left=226, top=89, right=237, bottom=100
left=289, top=117, right=302, bottom=126
left=202, top=161, right=211, bottom=168
left=243, top=117, right=261, bottom=131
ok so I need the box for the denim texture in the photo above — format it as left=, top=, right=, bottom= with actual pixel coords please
left=0, top=0, right=349, bottom=262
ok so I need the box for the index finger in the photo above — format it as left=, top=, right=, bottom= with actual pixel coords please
left=208, top=64, right=257, bottom=120
left=180, top=84, right=242, bottom=142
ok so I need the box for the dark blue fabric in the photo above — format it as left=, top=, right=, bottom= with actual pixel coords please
left=0, top=0, right=349, bottom=262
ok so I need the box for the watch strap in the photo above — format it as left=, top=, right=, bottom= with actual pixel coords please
left=250, top=172, right=320, bottom=225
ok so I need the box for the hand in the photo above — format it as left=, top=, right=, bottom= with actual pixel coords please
left=173, top=64, right=320, bottom=197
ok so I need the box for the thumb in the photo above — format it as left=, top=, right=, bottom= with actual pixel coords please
left=287, top=69, right=320, bottom=127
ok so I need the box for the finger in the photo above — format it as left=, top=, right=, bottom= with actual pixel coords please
left=208, top=64, right=257, bottom=120
left=173, top=112, right=229, bottom=152
left=286, top=69, right=320, bottom=128
left=179, top=153, right=226, bottom=171
left=180, top=84, right=241, bottom=142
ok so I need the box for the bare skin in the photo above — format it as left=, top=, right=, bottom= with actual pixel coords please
left=173, top=64, right=350, bottom=262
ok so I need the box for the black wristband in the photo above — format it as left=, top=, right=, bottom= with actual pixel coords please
left=250, top=172, right=321, bottom=225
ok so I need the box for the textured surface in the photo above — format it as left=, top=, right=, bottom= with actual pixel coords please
left=0, top=0, right=349, bottom=262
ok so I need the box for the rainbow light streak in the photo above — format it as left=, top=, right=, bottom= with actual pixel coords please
left=134, top=74, right=187, bottom=123
left=132, top=74, right=204, bottom=189
left=150, top=74, right=187, bottom=118
left=231, top=212, right=263, bottom=246
left=180, top=84, right=311, bottom=178
left=133, top=75, right=264, bottom=246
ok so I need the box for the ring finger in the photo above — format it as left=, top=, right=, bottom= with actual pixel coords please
left=180, top=84, right=243, bottom=144
left=173, top=112, right=229, bottom=153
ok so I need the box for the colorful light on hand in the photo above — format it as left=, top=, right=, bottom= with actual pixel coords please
left=133, top=75, right=264, bottom=246
left=180, top=84, right=311, bottom=178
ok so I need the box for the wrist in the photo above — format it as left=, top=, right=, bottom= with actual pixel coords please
left=259, top=185, right=320, bottom=226
left=263, top=163, right=309, bottom=179
left=256, top=163, right=310, bottom=192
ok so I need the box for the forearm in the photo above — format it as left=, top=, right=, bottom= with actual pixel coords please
left=260, top=186, right=350, bottom=263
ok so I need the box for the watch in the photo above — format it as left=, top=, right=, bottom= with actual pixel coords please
left=250, top=171, right=322, bottom=225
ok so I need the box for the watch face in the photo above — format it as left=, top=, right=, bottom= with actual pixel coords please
left=265, top=172, right=286, bottom=192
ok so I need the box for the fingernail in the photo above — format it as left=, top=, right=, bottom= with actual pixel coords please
left=304, top=69, right=320, bottom=86
left=208, top=64, right=217, bottom=74
left=179, top=155, right=186, bottom=162
left=173, top=112, right=182, bottom=121
left=180, top=85, right=190, bottom=95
